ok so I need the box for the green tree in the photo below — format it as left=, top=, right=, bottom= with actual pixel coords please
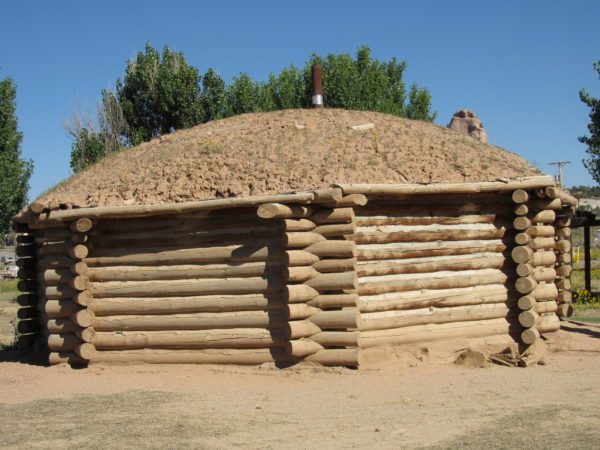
left=116, top=43, right=203, bottom=145
left=580, top=61, right=600, bottom=183
left=200, top=68, right=227, bottom=122
left=0, top=75, right=33, bottom=234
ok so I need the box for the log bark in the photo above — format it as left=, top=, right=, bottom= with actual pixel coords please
left=531, top=251, right=557, bottom=266
left=358, top=269, right=507, bottom=296
left=533, top=267, right=557, bottom=282
left=359, top=285, right=509, bottom=313
left=257, top=203, right=313, bottom=219
left=545, top=186, right=578, bottom=206
left=555, top=265, right=572, bottom=277
left=89, top=294, right=285, bottom=316
left=90, top=277, right=283, bottom=298
left=534, top=301, right=558, bottom=314
left=360, top=303, right=510, bottom=332
left=311, top=188, right=344, bottom=203
left=91, top=328, right=287, bottom=350
left=526, top=225, right=555, bottom=237
left=360, top=318, right=511, bottom=348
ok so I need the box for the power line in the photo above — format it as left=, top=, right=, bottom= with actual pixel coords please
left=549, top=161, right=571, bottom=188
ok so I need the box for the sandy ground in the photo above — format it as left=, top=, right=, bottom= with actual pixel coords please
left=38, top=109, right=539, bottom=208
left=0, top=320, right=598, bottom=449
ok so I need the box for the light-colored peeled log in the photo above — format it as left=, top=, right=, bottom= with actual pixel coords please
left=70, top=218, right=93, bottom=233
left=512, top=189, right=529, bottom=203
left=356, top=214, right=496, bottom=227
left=257, top=203, right=313, bottom=219
left=532, top=283, right=559, bottom=300
left=91, top=328, right=286, bottom=350
left=352, top=228, right=506, bottom=245
left=516, top=277, right=537, bottom=294
left=555, top=240, right=571, bottom=253
left=46, top=318, right=77, bottom=333
left=360, top=303, right=510, bottom=332
left=29, top=201, right=44, bottom=214
left=515, top=233, right=531, bottom=245
left=557, top=290, right=572, bottom=303
left=358, top=241, right=507, bottom=261
left=517, top=295, right=536, bottom=311
left=69, top=275, right=90, bottom=291
left=514, top=204, right=529, bottom=216
left=284, top=232, right=325, bottom=248
left=529, top=198, right=563, bottom=210
left=43, top=285, right=80, bottom=300
left=309, top=331, right=360, bottom=347
left=526, top=225, right=555, bottom=237
left=305, top=240, right=357, bottom=258
left=529, top=237, right=556, bottom=250
left=284, top=284, right=319, bottom=303
left=283, top=219, right=315, bottom=231
left=310, top=207, right=355, bottom=224
left=360, top=317, right=510, bottom=348
left=284, top=250, right=320, bottom=266
left=516, top=264, right=534, bottom=277
left=537, top=313, right=560, bottom=333
left=557, top=253, right=571, bottom=264
left=308, top=293, right=358, bottom=308
left=545, top=186, right=578, bottom=206
left=75, top=327, right=96, bottom=343
left=84, top=243, right=283, bottom=266
left=521, top=328, right=540, bottom=345
left=88, top=261, right=283, bottom=282
left=359, top=285, right=508, bottom=313
left=287, top=266, right=319, bottom=282
left=534, top=301, right=558, bottom=314
left=90, top=277, right=283, bottom=298
left=305, top=271, right=357, bottom=291
left=93, top=311, right=285, bottom=332
left=312, top=188, right=344, bottom=203
left=48, top=333, right=81, bottom=351
left=74, top=342, right=96, bottom=359
left=518, top=310, right=540, bottom=328
left=321, top=194, right=367, bottom=207
left=69, top=244, right=88, bottom=259
left=49, top=352, right=86, bottom=365
left=556, top=265, right=572, bottom=277
left=555, top=227, right=571, bottom=238
left=312, top=258, right=356, bottom=273
left=358, top=253, right=504, bottom=277
left=41, top=300, right=80, bottom=318
left=358, top=270, right=507, bottom=296
left=511, top=246, right=533, bottom=263
left=309, top=309, right=358, bottom=329
left=313, top=223, right=356, bottom=237
left=74, top=291, right=93, bottom=306
left=533, top=267, right=557, bottom=282
left=304, top=349, right=359, bottom=366
left=286, top=320, right=321, bottom=339
left=40, top=268, right=73, bottom=285
left=72, top=309, right=95, bottom=327
left=556, top=303, right=573, bottom=318
left=531, top=251, right=556, bottom=266
left=513, top=210, right=556, bottom=229
left=89, top=294, right=285, bottom=316
left=285, top=303, right=321, bottom=320
left=286, top=339, right=324, bottom=357
left=556, top=278, right=571, bottom=290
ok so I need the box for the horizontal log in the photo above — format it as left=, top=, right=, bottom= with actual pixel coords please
left=358, top=241, right=506, bottom=261
left=309, top=331, right=359, bottom=347
left=526, top=225, right=555, bottom=237
left=16, top=245, right=35, bottom=257
left=518, top=310, right=539, bottom=328
left=17, top=293, right=37, bottom=306
left=304, top=349, right=358, bottom=366
left=287, top=266, right=319, bottom=282
left=358, top=269, right=507, bottom=296
left=533, top=267, right=557, bottom=282
left=283, top=219, right=315, bottom=231
left=92, top=328, right=286, bottom=350
left=37, top=254, right=77, bottom=269
left=515, top=277, right=537, bottom=294
left=17, top=319, right=40, bottom=334
left=555, top=240, right=571, bottom=253
left=40, top=299, right=80, bottom=318
left=556, top=303, right=573, bottom=318
left=545, top=186, right=578, bottom=207
left=532, top=283, right=558, bottom=300
left=511, top=246, right=533, bottom=264
left=17, top=307, right=37, bottom=319
left=286, top=339, right=324, bottom=357
left=311, top=188, right=344, bottom=203
left=320, top=194, right=367, bottom=207
left=360, top=303, right=510, bottom=332
left=355, top=214, right=497, bottom=227
left=313, top=223, right=356, bottom=237
left=528, top=198, right=563, bottom=210
left=556, top=278, right=571, bottom=290
left=358, top=253, right=505, bottom=277
left=514, top=204, right=528, bottom=216
left=312, top=258, right=356, bottom=273
left=92, top=311, right=286, bottom=331
left=512, top=189, right=529, bottom=203
left=257, top=203, right=314, bottom=219
left=308, top=309, right=359, bottom=330
left=285, top=320, right=321, bottom=339
left=84, top=243, right=284, bottom=266
left=359, top=284, right=509, bottom=313
left=555, top=265, right=572, bottom=277
left=555, top=216, right=571, bottom=227
left=555, top=227, right=571, bottom=238
left=87, top=261, right=283, bottom=282
left=360, top=317, right=511, bottom=348
left=513, top=210, right=556, bottom=230
left=305, top=271, right=357, bottom=291
left=517, top=295, right=536, bottom=310
left=310, top=208, right=355, bottom=224
left=48, top=333, right=81, bottom=351
left=48, top=352, right=86, bottom=365
left=557, top=290, right=572, bottom=303
left=72, top=309, right=95, bottom=327
left=37, top=243, right=88, bottom=259
left=16, top=234, right=35, bottom=244
left=534, top=301, right=558, bottom=314
left=89, top=294, right=285, bottom=316
left=305, top=240, right=357, bottom=258
left=70, top=218, right=93, bottom=233
left=557, top=253, right=572, bottom=265
left=356, top=202, right=512, bottom=216
left=531, top=251, right=557, bottom=266
left=74, top=342, right=96, bottom=359
left=285, top=303, right=321, bottom=320
left=537, top=312, right=560, bottom=333
left=284, top=232, right=325, bottom=248
left=308, top=293, right=358, bottom=308
left=521, top=328, right=540, bottom=345
left=284, top=250, right=320, bottom=266
left=351, top=228, right=506, bottom=245
left=17, top=280, right=37, bottom=293
left=42, top=285, right=78, bottom=300
left=335, top=176, right=555, bottom=196
left=284, top=284, right=319, bottom=303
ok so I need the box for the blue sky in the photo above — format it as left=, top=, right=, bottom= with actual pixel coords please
left=1, top=0, right=599, bottom=199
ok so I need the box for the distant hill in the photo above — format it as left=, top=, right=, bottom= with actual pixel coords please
left=570, top=185, right=600, bottom=198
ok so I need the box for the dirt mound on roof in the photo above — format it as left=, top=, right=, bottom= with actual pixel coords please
left=39, top=109, right=540, bottom=208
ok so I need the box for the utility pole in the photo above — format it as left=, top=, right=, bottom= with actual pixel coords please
left=549, top=161, right=571, bottom=188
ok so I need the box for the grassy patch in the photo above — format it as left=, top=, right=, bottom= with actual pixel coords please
left=0, top=280, right=18, bottom=295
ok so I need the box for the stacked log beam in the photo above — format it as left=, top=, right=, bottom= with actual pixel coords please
left=14, top=223, right=40, bottom=350
left=257, top=203, right=360, bottom=365
left=352, top=194, right=516, bottom=346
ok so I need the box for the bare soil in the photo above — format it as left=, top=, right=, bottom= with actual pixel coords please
left=38, top=109, right=540, bottom=208
left=0, top=302, right=599, bottom=449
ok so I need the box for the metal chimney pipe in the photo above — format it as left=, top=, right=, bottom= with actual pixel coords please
left=312, top=64, right=324, bottom=108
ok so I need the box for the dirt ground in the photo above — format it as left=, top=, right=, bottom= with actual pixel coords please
left=0, top=319, right=598, bottom=449
left=37, top=109, right=539, bottom=208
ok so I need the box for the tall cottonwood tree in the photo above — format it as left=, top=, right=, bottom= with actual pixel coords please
left=0, top=75, right=32, bottom=234
left=580, top=61, right=600, bottom=183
